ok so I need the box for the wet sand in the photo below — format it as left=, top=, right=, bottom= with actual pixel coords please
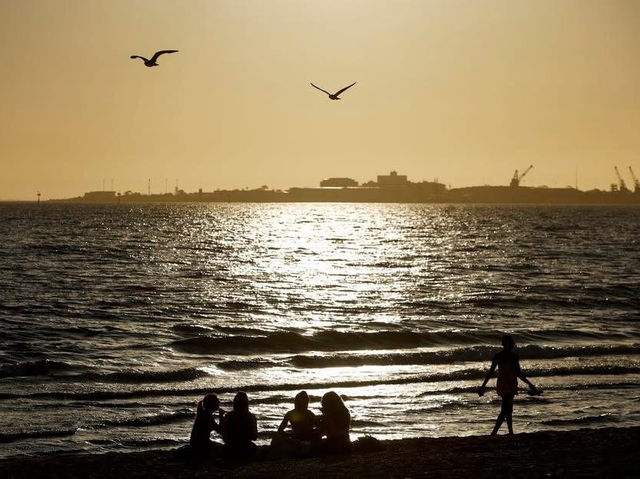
left=1, top=427, right=639, bottom=478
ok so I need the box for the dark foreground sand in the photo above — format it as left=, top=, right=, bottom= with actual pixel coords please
left=2, top=427, right=639, bottom=479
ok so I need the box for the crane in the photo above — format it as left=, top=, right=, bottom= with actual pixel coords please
left=614, top=166, right=629, bottom=192
left=629, top=167, right=640, bottom=193
left=510, top=165, right=533, bottom=187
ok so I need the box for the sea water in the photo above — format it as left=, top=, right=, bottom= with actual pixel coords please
left=0, top=203, right=639, bottom=457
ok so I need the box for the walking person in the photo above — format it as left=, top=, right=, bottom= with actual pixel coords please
left=478, top=334, right=541, bottom=435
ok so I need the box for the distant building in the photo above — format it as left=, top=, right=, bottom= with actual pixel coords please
left=320, top=177, right=359, bottom=187
left=377, top=171, right=408, bottom=187
left=414, top=181, right=447, bottom=195
left=83, top=191, right=116, bottom=201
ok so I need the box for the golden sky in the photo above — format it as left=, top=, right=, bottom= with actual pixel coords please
left=1, top=0, right=639, bottom=200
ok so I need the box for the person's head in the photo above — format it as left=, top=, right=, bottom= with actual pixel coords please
left=202, top=393, right=219, bottom=411
left=294, top=391, right=309, bottom=411
left=321, top=391, right=347, bottom=416
left=233, top=391, right=249, bottom=413
left=501, top=334, right=515, bottom=351
left=321, top=391, right=350, bottom=431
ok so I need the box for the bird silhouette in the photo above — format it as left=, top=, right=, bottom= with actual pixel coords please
left=310, top=82, right=357, bottom=100
left=130, top=50, right=179, bottom=67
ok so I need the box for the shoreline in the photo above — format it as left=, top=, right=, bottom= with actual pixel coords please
left=2, top=427, right=639, bottom=478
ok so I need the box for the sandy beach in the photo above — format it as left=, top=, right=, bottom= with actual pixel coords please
left=2, top=427, right=639, bottom=479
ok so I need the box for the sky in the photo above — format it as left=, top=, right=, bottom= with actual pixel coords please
left=1, top=0, right=639, bottom=200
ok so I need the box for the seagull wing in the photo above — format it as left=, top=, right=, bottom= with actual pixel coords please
left=150, top=50, right=179, bottom=63
left=130, top=55, right=148, bottom=62
left=310, top=83, right=332, bottom=96
left=334, top=82, right=357, bottom=96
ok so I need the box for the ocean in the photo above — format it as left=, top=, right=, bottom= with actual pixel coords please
left=1, top=202, right=639, bottom=458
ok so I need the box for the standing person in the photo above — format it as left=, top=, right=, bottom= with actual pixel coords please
left=316, top=391, right=351, bottom=454
left=190, top=393, right=225, bottom=456
left=479, top=334, right=541, bottom=435
left=221, top=392, right=258, bottom=460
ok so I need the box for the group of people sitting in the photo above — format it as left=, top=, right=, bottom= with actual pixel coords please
left=189, top=389, right=351, bottom=461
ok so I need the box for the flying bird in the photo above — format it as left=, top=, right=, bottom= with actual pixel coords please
left=130, top=50, right=179, bottom=67
left=310, top=82, right=357, bottom=100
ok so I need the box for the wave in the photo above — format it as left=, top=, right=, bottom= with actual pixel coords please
left=84, top=438, right=183, bottom=449
left=414, top=401, right=469, bottom=413
left=170, top=330, right=472, bottom=354
left=541, top=414, right=618, bottom=426
left=0, top=428, right=77, bottom=444
left=92, top=368, right=209, bottom=383
left=0, top=362, right=209, bottom=383
left=3, top=365, right=639, bottom=402
left=564, top=381, right=640, bottom=392
left=217, top=359, right=281, bottom=370
left=289, top=343, right=640, bottom=369
left=417, top=381, right=640, bottom=396
left=171, top=329, right=640, bottom=355
left=92, top=411, right=193, bottom=429
left=171, top=324, right=217, bottom=336
left=171, top=324, right=271, bottom=337
left=69, top=401, right=153, bottom=409
left=0, top=359, right=77, bottom=379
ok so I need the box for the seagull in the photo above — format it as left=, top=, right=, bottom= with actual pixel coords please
left=310, top=82, right=357, bottom=100
left=130, top=50, right=179, bottom=67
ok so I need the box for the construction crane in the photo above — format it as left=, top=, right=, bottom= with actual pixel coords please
left=614, top=166, right=630, bottom=192
left=510, top=165, right=533, bottom=187
left=629, top=167, right=640, bottom=193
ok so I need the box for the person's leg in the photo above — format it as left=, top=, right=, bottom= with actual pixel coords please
left=503, top=396, right=514, bottom=434
left=491, top=399, right=506, bottom=436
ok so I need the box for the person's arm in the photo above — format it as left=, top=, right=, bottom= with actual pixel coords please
left=210, top=414, right=221, bottom=434
left=221, top=414, right=230, bottom=442
left=210, top=408, right=225, bottom=433
left=277, top=412, right=290, bottom=434
left=515, top=356, right=537, bottom=391
left=315, top=414, right=326, bottom=437
left=478, top=356, right=498, bottom=396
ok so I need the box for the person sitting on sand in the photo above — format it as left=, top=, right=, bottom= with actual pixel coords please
left=190, top=393, right=225, bottom=455
left=271, top=391, right=318, bottom=456
left=221, top=391, right=258, bottom=459
left=478, top=334, right=541, bottom=435
left=315, top=391, right=351, bottom=454
left=278, top=391, right=317, bottom=440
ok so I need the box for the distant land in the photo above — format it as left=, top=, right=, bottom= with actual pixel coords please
left=46, top=170, right=640, bottom=205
